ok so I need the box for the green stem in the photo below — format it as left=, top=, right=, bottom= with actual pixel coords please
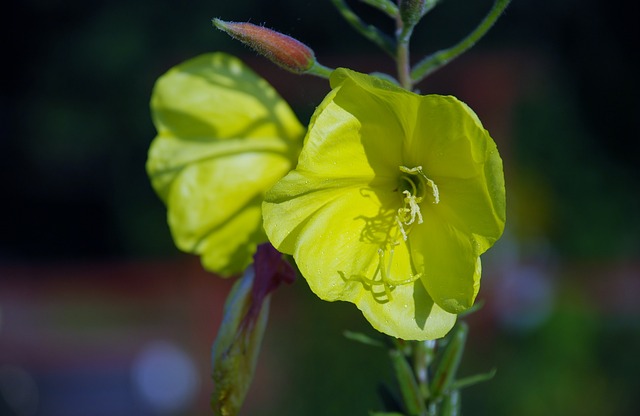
left=413, top=340, right=436, bottom=399
left=306, top=62, right=335, bottom=79
left=430, top=322, right=468, bottom=400
left=411, top=0, right=512, bottom=83
left=390, top=347, right=428, bottom=415
left=395, top=6, right=413, bottom=90
left=441, top=389, right=461, bottom=416
left=396, top=37, right=412, bottom=90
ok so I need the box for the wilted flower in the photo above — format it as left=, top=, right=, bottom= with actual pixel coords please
left=211, top=244, right=295, bottom=415
left=263, top=68, right=505, bottom=340
left=147, top=53, right=304, bottom=276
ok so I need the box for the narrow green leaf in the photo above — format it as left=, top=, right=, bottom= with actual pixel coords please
left=370, top=412, right=407, bottom=416
left=430, top=322, right=468, bottom=399
left=451, top=368, right=497, bottom=391
left=389, top=349, right=427, bottom=415
left=343, top=330, right=387, bottom=348
left=360, top=0, right=399, bottom=18
left=331, top=0, right=396, bottom=56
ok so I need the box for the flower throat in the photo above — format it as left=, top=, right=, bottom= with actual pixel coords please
left=396, top=165, right=439, bottom=241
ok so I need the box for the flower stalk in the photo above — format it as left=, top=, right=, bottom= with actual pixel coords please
left=395, top=10, right=413, bottom=90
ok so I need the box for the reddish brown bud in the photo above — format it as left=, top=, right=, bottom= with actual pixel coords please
left=213, top=19, right=316, bottom=74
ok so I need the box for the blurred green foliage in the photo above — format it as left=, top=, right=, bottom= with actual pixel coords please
left=463, top=295, right=640, bottom=415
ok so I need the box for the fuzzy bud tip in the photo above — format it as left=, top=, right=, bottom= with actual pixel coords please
left=213, top=19, right=316, bottom=74
left=400, top=0, right=434, bottom=27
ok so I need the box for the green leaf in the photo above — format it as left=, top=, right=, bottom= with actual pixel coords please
left=331, top=0, right=396, bottom=55
left=360, top=0, right=399, bottom=18
left=430, top=322, right=468, bottom=398
left=389, top=349, right=427, bottom=415
left=451, top=368, right=497, bottom=391
left=344, top=330, right=387, bottom=348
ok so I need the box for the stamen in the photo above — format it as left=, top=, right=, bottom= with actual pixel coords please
left=426, top=176, right=440, bottom=204
left=396, top=165, right=439, bottom=240
left=341, top=247, right=422, bottom=303
left=377, top=249, right=393, bottom=300
left=402, top=190, right=423, bottom=225
left=396, top=217, right=408, bottom=241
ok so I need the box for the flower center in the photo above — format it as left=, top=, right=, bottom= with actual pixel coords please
left=341, top=166, right=440, bottom=302
left=396, top=165, right=439, bottom=241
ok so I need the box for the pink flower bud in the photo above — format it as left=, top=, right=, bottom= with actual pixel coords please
left=213, top=19, right=316, bottom=74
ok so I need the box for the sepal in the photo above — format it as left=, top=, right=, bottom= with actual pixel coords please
left=211, top=244, right=295, bottom=415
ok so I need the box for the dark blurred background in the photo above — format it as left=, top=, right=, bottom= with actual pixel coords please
left=2, top=0, right=639, bottom=415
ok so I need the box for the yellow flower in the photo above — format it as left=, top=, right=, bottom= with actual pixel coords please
left=147, top=53, right=304, bottom=276
left=263, top=68, right=506, bottom=340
